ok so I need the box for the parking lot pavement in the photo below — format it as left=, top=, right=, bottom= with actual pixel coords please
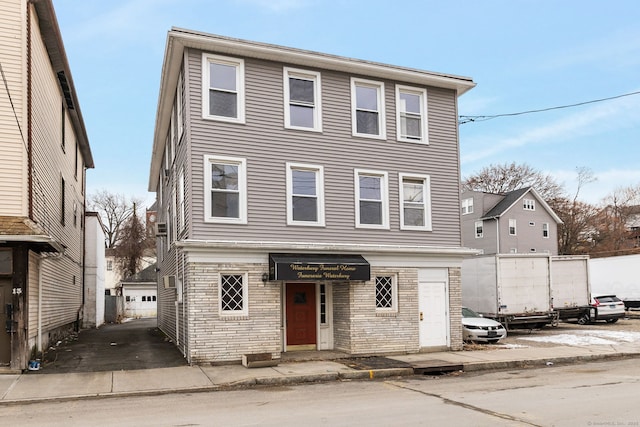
left=38, top=317, right=187, bottom=374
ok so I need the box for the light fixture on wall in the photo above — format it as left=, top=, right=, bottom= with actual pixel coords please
left=261, top=273, right=269, bottom=284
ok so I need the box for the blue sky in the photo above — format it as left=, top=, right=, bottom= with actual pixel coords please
left=52, top=0, right=640, bottom=206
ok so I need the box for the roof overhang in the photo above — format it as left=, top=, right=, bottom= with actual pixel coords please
left=148, top=28, right=476, bottom=191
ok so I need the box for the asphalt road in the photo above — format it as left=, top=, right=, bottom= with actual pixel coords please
left=38, top=318, right=187, bottom=373
left=4, top=358, right=639, bottom=426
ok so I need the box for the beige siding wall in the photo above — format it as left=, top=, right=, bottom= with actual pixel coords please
left=0, top=0, right=27, bottom=216
left=183, top=48, right=462, bottom=247
left=27, top=7, right=84, bottom=333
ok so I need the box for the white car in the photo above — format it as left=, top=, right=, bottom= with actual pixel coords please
left=462, top=307, right=507, bottom=343
left=591, top=295, right=626, bottom=323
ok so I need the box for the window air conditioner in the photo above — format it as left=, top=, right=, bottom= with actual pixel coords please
left=156, top=222, right=167, bottom=236
left=163, top=275, right=176, bottom=289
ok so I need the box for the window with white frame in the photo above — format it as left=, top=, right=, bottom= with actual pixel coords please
left=204, top=155, right=247, bottom=224
left=351, top=78, right=386, bottom=138
left=475, top=220, right=484, bottom=238
left=170, top=106, right=176, bottom=164
left=355, top=169, right=388, bottom=228
left=106, top=260, right=113, bottom=271
left=177, top=69, right=184, bottom=140
left=399, top=173, right=431, bottom=230
left=509, top=219, right=517, bottom=235
left=203, top=53, right=245, bottom=123
left=542, top=222, right=549, bottom=238
left=523, top=198, right=535, bottom=210
left=178, top=168, right=185, bottom=233
left=287, top=163, right=324, bottom=226
left=396, top=85, right=427, bottom=143
left=461, top=197, right=474, bottom=215
left=375, top=276, right=397, bottom=312
left=219, top=273, right=248, bottom=316
left=284, top=67, right=322, bottom=131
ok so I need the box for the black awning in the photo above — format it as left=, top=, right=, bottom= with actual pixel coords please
left=269, top=253, right=370, bottom=282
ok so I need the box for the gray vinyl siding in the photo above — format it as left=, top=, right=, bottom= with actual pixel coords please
left=499, top=205, right=558, bottom=255
left=185, top=48, right=462, bottom=247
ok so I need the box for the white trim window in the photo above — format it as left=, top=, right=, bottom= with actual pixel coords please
left=396, top=85, right=428, bottom=143
left=219, top=273, right=248, bottom=317
left=475, top=220, right=484, bottom=238
left=542, top=222, right=550, bottom=238
left=355, top=169, right=389, bottom=229
left=202, top=53, right=245, bottom=123
left=287, top=163, right=325, bottom=226
left=399, top=173, right=431, bottom=230
left=178, top=168, right=185, bottom=233
left=461, top=197, right=474, bottom=215
left=204, top=155, right=247, bottom=224
left=177, top=69, right=184, bottom=140
left=284, top=67, right=322, bottom=131
left=523, top=198, right=535, bottom=211
left=375, top=276, right=397, bottom=313
left=509, top=219, right=517, bottom=236
left=351, top=78, right=386, bottom=139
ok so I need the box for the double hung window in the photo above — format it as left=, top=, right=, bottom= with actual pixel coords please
left=355, top=170, right=388, bottom=229
left=542, top=223, right=549, bottom=238
left=351, top=78, right=386, bottom=139
left=204, top=155, right=247, bottom=224
left=523, top=198, right=535, bottom=211
left=284, top=67, right=322, bottom=131
left=396, top=85, right=428, bottom=143
left=287, top=163, right=324, bottom=226
left=399, top=174, right=431, bottom=230
left=475, top=221, right=484, bottom=238
left=509, top=219, right=517, bottom=235
left=461, top=197, right=474, bottom=215
left=203, top=54, right=245, bottom=123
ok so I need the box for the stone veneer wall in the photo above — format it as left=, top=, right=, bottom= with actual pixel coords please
left=345, top=267, right=421, bottom=355
left=186, top=262, right=281, bottom=364
left=448, top=267, right=463, bottom=351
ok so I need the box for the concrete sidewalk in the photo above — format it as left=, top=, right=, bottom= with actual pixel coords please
left=2, top=340, right=639, bottom=405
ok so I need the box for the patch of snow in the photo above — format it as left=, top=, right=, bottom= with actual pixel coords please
left=501, top=343, right=529, bottom=349
left=518, top=329, right=640, bottom=346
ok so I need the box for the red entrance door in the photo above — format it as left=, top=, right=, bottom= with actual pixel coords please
left=286, top=283, right=317, bottom=348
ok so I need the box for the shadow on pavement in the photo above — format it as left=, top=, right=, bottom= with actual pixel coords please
left=37, top=318, right=187, bottom=374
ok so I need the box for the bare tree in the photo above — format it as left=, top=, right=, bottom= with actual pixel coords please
left=113, top=204, right=151, bottom=279
left=591, top=184, right=640, bottom=256
left=88, top=190, right=142, bottom=248
left=551, top=167, right=598, bottom=255
left=462, top=162, right=564, bottom=200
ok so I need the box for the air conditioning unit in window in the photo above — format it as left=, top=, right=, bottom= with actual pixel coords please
left=163, top=275, right=176, bottom=289
left=156, top=222, right=167, bottom=236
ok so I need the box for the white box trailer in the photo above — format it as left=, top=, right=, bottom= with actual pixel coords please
left=550, top=255, right=592, bottom=321
left=462, top=254, right=557, bottom=330
left=590, top=254, right=640, bottom=310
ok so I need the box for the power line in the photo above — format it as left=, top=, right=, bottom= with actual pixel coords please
left=459, top=90, right=640, bottom=125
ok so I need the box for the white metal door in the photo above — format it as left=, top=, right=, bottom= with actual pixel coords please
left=418, top=270, right=449, bottom=347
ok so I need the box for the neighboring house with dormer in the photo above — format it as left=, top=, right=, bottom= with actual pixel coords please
left=461, top=187, right=562, bottom=255
left=148, top=29, right=476, bottom=364
left=0, top=0, right=94, bottom=371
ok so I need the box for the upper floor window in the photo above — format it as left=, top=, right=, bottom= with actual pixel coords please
left=351, top=78, right=386, bottom=139
left=61, top=103, right=66, bottom=152
left=106, top=260, right=113, bottom=272
left=204, top=155, right=247, bottom=224
left=509, top=219, right=517, bottom=235
left=178, top=168, right=185, bottom=233
left=355, top=169, right=388, bottom=229
left=542, top=222, right=549, bottom=238
left=475, top=220, right=484, bottom=238
left=399, top=173, right=431, bottom=230
left=284, top=67, right=322, bottom=131
left=177, top=69, right=184, bottom=140
left=396, top=85, right=428, bottom=143
left=461, top=197, right=474, bottom=215
left=203, top=53, right=245, bottom=123
left=523, top=198, right=535, bottom=210
left=287, top=163, right=324, bottom=226
left=60, top=176, right=66, bottom=226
